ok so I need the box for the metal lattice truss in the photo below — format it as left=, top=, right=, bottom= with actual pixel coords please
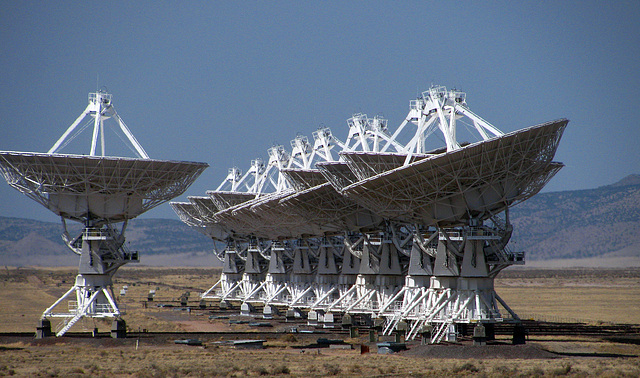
left=49, top=91, right=149, bottom=158
left=341, top=119, right=567, bottom=226
left=380, top=86, right=504, bottom=158
left=193, top=115, right=403, bottom=242
left=202, top=129, right=345, bottom=240
left=171, top=201, right=229, bottom=242
left=283, top=183, right=383, bottom=232
left=0, top=152, right=208, bottom=222
left=0, top=90, right=208, bottom=337
left=173, top=85, right=568, bottom=343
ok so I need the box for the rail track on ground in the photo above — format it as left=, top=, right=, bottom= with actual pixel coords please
left=1, top=319, right=638, bottom=344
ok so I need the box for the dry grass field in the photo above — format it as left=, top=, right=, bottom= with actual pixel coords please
left=495, top=268, right=640, bottom=324
left=1, top=341, right=639, bottom=377
left=1, top=266, right=639, bottom=377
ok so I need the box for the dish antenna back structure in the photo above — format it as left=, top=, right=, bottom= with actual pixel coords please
left=0, top=90, right=208, bottom=337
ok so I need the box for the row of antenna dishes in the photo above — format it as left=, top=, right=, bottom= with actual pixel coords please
left=170, top=85, right=567, bottom=344
left=213, top=85, right=503, bottom=198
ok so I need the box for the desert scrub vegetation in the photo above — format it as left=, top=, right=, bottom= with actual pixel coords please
left=0, top=343, right=639, bottom=377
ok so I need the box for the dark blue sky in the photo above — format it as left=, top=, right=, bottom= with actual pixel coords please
left=1, top=1, right=639, bottom=221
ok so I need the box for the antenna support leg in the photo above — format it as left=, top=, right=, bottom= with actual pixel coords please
left=38, top=224, right=139, bottom=337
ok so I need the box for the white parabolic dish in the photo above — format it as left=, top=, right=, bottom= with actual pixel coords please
left=0, top=151, right=208, bottom=222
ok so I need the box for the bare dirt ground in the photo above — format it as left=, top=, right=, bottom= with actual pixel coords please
left=0, top=267, right=639, bottom=376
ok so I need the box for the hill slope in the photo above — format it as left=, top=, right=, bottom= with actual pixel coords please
left=510, top=174, right=640, bottom=260
left=0, top=217, right=213, bottom=266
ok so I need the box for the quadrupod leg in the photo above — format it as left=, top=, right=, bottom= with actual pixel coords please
left=38, top=274, right=126, bottom=338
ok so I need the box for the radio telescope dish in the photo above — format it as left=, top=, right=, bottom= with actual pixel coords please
left=173, top=85, right=568, bottom=344
left=0, top=90, right=208, bottom=337
left=278, top=181, right=384, bottom=234
left=0, top=152, right=207, bottom=223
left=340, top=119, right=567, bottom=226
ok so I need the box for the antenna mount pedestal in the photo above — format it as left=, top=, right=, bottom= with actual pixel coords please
left=42, top=223, right=139, bottom=337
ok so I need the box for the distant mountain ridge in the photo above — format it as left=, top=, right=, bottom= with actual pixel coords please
left=606, top=173, right=640, bottom=188
left=0, top=216, right=212, bottom=266
left=510, top=174, right=640, bottom=260
left=0, top=174, right=638, bottom=266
